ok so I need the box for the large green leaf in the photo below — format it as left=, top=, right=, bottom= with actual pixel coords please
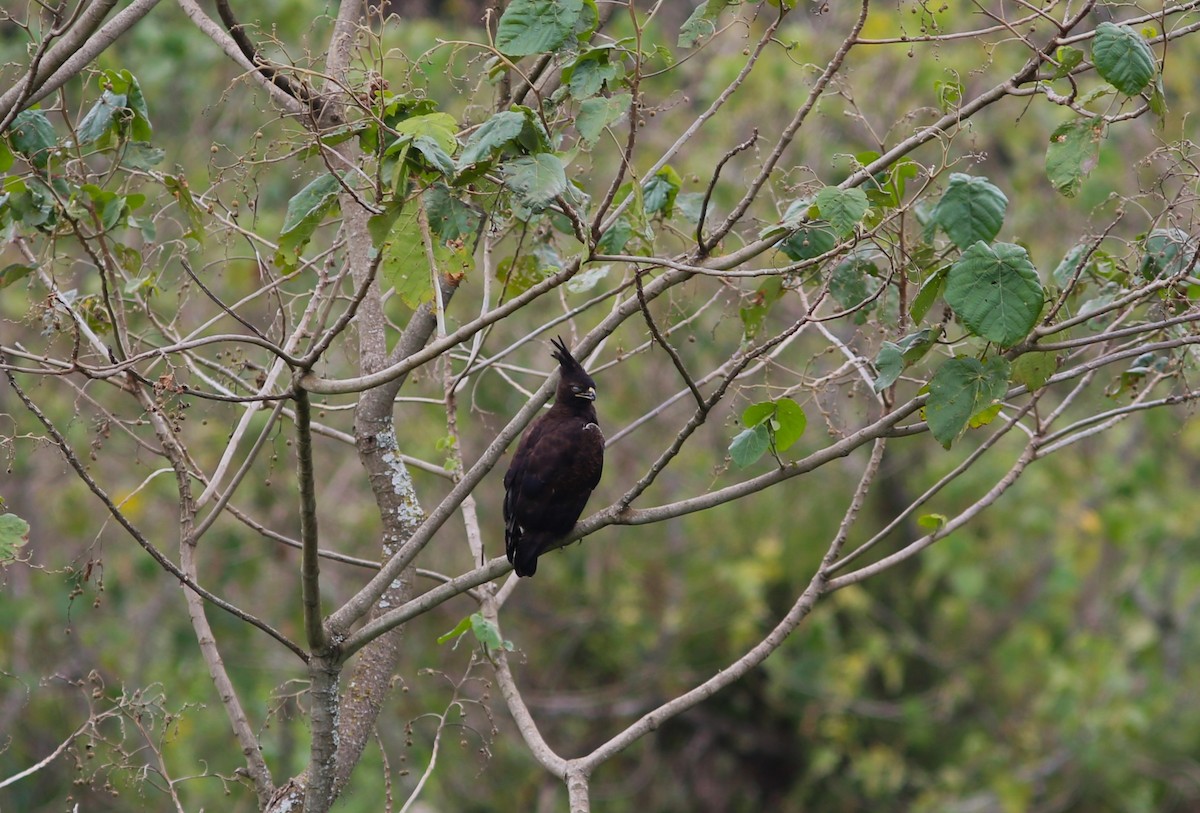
left=945, top=241, right=1043, bottom=347
left=576, top=93, right=631, bottom=146
left=564, top=48, right=619, bottom=98
left=0, top=263, right=36, bottom=289
left=815, top=186, right=869, bottom=238
left=929, top=173, right=1007, bottom=249
left=643, top=165, right=682, bottom=217
left=1139, top=228, right=1195, bottom=279
left=830, top=255, right=880, bottom=323
left=495, top=0, right=585, bottom=57
left=1045, top=117, right=1104, bottom=197
left=391, top=112, right=458, bottom=154
left=76, top=90, right=128, bottom=146
left=729, top=398, right=807, bottom=467
left=425, top=184, right=481, bottom=242
left=1092, top=22, right=1156, bottom=96
left=1011, top=351, right=1057, bottom=391
left=379, top=206, right=435, bottom=308
left=163, top=174, right=207, bottom=244
left=910, top=265, right=948, bottom=323
left=501, top=153, right=567, bottom=212
left=679, top=0, right=735, bottom=48
left=739, top=277, right=785, bottom=340
left=8, top=110, right=56, bottom=168
left=769, top=398, right=807, bottom=452
left=0, top=512, right=30, bottom=565
left=872, top=328, right=939, bottom=392
left=779, top=223, right=837, bottom=262
left=729, top=424, right=771, bottom=468
left=456, top=107, right=548, bottom=170
left=101, top=69, right=152, bottom=141
left=410, top=136, right=455, bottom=177
left=1052, top=243, right=1089, bottom=286
left=276, top=173, right=341, bottom=265
left=457, top=111, right=526, bottom=168
left=926, top=357, right=1011, bottom=448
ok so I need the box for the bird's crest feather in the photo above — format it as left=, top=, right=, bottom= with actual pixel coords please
left=550, top=336, right=584, bottom=374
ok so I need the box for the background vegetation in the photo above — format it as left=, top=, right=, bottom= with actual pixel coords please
left=3, top=1, right=1200, bottom=811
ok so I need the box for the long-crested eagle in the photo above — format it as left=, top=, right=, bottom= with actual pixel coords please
left=503, top=337, right=604, bottom=577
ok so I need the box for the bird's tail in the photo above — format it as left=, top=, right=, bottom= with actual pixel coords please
left=512, top=543, right=539, bottom=578
left=505, top=521, right=538, bottom=576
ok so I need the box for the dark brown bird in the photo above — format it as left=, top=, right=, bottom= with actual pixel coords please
left=503, top=337, right=604, bottom=577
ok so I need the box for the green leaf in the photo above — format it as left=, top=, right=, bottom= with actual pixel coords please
left=945, top=242, right=1043, bottom=347
left=1139, top=228, right=1194, bottom=279
left=741, top=402, right=776, bottom=428
left=457, top=110, right=526, bottom=168
left=910, top=265, right=948, bottom=323
left=597, top=219, right=632, bottom=254
left=968, top=402, right=1002, bottom=428
left=1092, top=22, right=1156, bottom=96
left=425, top=184, right=481, bottom=243
left=119, top=71, right=153, bottom=142
left=929, top=173, right=1007, bottom=249
left=1053, top=243, right=1089, bottom=287
left=574, top=0, right=600, bottom=43
left=97, top=70, right=150, bottom=126
left=1046, top=117, right=1104, bottom=197
left=934, top=76, right=963, bottom=113
left=376, top=198, right=470, bottom=309
left=917, top=513, right=947, bottom=531
left=281, top=174, right=341, bottom=236
left=276, top=173, right=341, bottom=265
left=456, top=107, right=548, bottom=171
left=729, top=424, right=770, bottom=468
left=76, top=90, right=127, bottom=146
left=469, top=613, right=512, bottom=650
left=644, top=165, right=682, bottom=217
left=368, top=199, right=405, bottom=248
left=576, top=93, right=631, bottom=146
left=566, top=264, right=611, bottom=293
left=779, top=223, right=837, bottom=262
left=564, top=48, right=618, bottom=98
left=392, top=112, right=458, bottom=154
left=679, top=0, right=734, bottom=48
left=496, top=253, right=544, bottom=295
left=815, top=186, right=869, bottom=238
left=738, top=399, right=806, bottom=453
left=771, top=398, right=807, bottom=452
left=437, top=615, right=473, bottom=645
left=501, top=153, right=567, bottom=211
left=830, top=255, right=879, bottom=322
left=163, top=174, right=207, bottom=244
left=1052, top=45, right=1084, bottom=79
left=926, top=356, right=1011, bottom=448
left=1011, top=351, right=1057, bottom=391
left=872, top=328, right=938, bottom=392
left=8, top=110, right=56, bottom=167
left=410, top=136, right=456, bottom=177
left=0, top=513, right=29, bottom=565
left=739, top=276, right=785, bottom=340
left=496, top=0, right=585, bottom=57
left=0, top=263, right=36, bottom=289
left=120, top=142, right=164, bottom=169
left=0, top=139, right=12, bottom=173
left=861, top=154, right=919, bottom=210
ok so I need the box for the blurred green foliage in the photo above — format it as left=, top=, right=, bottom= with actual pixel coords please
left=3, top=2, right=1200, bottom=812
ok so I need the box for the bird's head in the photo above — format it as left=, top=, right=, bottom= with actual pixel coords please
left=550, top=336, right=598, bottom=405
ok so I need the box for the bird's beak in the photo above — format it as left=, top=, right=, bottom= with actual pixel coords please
left=576, top=387, right=597, bottom=401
